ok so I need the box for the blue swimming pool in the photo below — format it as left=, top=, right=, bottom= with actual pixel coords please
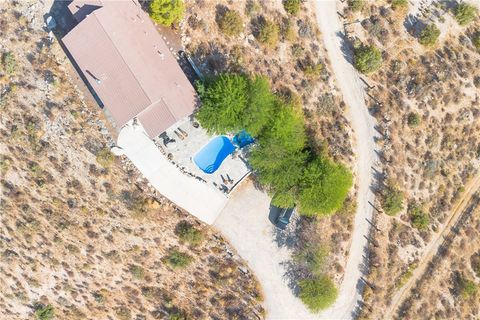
left=193, top=136, right=236, bottom=174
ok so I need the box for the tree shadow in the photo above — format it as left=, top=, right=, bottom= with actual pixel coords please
left=335, top=30, right=355, bottom=65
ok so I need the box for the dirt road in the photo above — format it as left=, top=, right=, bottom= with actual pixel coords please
left=314, top=1, right=379, bottom=319
left=384, top=173, right=480, bottom=319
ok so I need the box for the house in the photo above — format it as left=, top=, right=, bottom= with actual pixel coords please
left=62, top=0, right=197, bottom=138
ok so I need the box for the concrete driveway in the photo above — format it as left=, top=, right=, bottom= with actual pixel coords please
left=117, top=122, right=227, bottom=224
left=214, top=181, right=314, bottom=319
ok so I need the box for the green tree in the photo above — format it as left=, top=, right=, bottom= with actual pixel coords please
left=195, top=74, right=249, bottom=134
left=217, top=9, right=243, bottom=36
left=299, top=275, right=338, bottom=312
left=391, top=0, right=408, bottom=10
left=454, top=3, right=477, bottom=26
left=353, top=44, right=382, bottom=73
left=243, top=75, right=275, bottom=136
left=298, top=157, right=353, bottom=216
left=348, top=0, right=364, bottom=12
left=149, top=0, right=185, bottom=26
left=35, top=304, right=54, bottom=320
left=283, top=0, right=301, bottom=15
left=419, top=24, right=440, bottom=46
left=257, top=19, right=280, bottom=48
left=382, top=184, right=403, bottom=215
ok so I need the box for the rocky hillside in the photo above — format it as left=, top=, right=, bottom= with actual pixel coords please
left=0, top=2, right=263, bottom=319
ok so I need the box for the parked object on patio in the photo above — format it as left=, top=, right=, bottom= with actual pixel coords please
left=274, top=207, right=295, bottom=230
left=233, top=130, right=254, bottom=148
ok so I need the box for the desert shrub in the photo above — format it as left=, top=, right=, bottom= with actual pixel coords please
left=256, top=19, right=280, bottom=47
left=419, top=24, right=440, bottom=46
left=458, top=276, right=477, bottom=298
left=299, top=157, right=353, bottom=216
left=473, top=32, right=480, bottom=49
left=454, top=3, right=477, bottom=26
left=348, top=0, right=364, bottom=12
left=283, top=0, right=301, bottom=15
left=391, top=0, right=408, bottom=10
left=2, top=52, right=16, bottom=74
left=96, top=147, right=114, bottom=168
left=298, top=275, right=338, bottom=311
left=283, top=19, right=297, bottom=42
left=174, top=221, right=204, bottom=245
left=129, top=264, right=145, bottom=280
left=353, top=44, right=382, bottom=73
left=149, top=0, right=185, bottom=26
left=471, top=252, right=480, bottom=277
left=302, top=61, right=323, bottom=79
left=195, top=73, right=249, bottom=134
left=409, top=204, right=429, bottom=230
left=115, top=306, right=132, bottom=320
left=164, top=249, right=192, bottom=269
left=217, top=9, right=243, bottom=36
left=34, top=304, right=54, bottom=320
left=294, top=245, right=328, bottom=276
left=407, top=112, right=420, bottom=126
left=382, top=184, right=403, bottom=215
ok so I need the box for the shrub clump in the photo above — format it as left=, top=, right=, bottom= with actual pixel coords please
left=149, top=0, right=185, bottom=26
left=353, top=44, right=382, bottom=74
left=164, top=249, right=193, bottom=269
left=174, top=221, right=204, bottom=245
left=34, top=304, right=54, bottom=320
left=2, top=52, right=16, bottom=75
left=473, top=32, right=480, bottom=49
left=391, top=0, right=408, bottom=10
left=419, top=24, right=440, bottom=46
left=298, top=275, right=338, bottom=312
left=382, top=183, right=403, bottom=215
left=129, top=264, right=145, bottom=280
left=256, top=19, right=280, bottom=48
left=407, top=112, right=420, bottom=127
left=348, top=0, right=364, bottom=12
left=217, top=9, right=243, bottom=36
left=96, top=147, right=115, bottom=168
left=283, top=0, right=301, bottom=15
left=454, top=3, right=477, bottom=26
left=409, top=204, right=429, bottom=230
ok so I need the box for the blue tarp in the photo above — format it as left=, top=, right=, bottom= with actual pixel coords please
left=193, top=136, right=236, bottom=174
left=232, top=130, right=254, bottom=148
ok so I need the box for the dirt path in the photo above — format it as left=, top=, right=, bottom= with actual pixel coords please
left=314, top=1, right=379, bottom=319
left=384, top=173, right=480, bottom=319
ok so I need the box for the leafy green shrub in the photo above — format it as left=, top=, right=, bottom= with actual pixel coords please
left=353, top=44, right=382, bottom=73
left=473, top=32, right=480, bottom=49
left=283, top=0, right=301, bottom=15
left=217, top=9, right=243, bottom=36
left=391, top=0, right=408, bottom=10
left=164, top=249, right=192, bottom=269
left=407, top=112, right=420, bottom=126
left=299, top=157, right=353, bottom=216
left=348, top=0, right=364, bottom=12
left=34, top=304, right=54, bottom=320
left=458, top=277, right=477, bottom=298
left=195, top=73, right=249, bottom=134
left=298, top=275, right=338, bottom=312
left=409, top=204, right=429, bottom=230
left=454, top=3, right=477, bottom=26
left=419, top=24, right=440, bottom=46
left=149, top=0, right=185, bottom=26
left=257, top=19, right=280, bottom=47
left=174, top=221, right=204, bottom=245
left=2, top=52, right=16, bottom=75
left=96, top=147, right=115, bottom=168
left=382, top=184, right=403, bottom=215
left=129, top=264, right=145, bottom=280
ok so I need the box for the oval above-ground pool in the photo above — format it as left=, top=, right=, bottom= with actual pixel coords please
left=193, top=136, right=236, bottom=174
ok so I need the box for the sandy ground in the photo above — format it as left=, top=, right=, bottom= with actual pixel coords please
left=214, top=181, right=315, bottom=319
left=314, top=1, right=379, bottom=319
left=117, top=122, right=228, bottom=224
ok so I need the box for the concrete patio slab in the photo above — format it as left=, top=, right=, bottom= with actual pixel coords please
left=117, top=122, right=228, bottom=224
